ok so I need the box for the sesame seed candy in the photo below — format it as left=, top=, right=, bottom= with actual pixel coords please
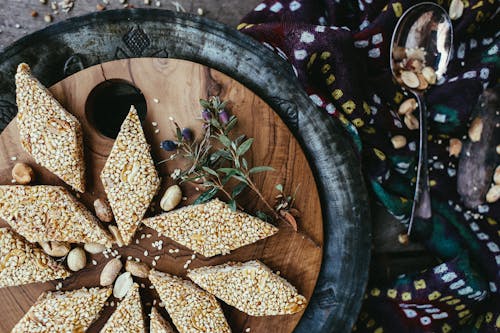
left=149, top=270, right=230, bottom=332
left=142, top=199, right=278, bottom=257
left=100, top=107, right=160, bottom=246
left=15, top=64, right=86, bottom=192
left=101, top=284, right=145, bottom=332
left=11, top=287, right=111, bottom=333
left=0, top=186, right=112, bottom=246
left=150, top=307, right=175, bottom=332
left=187, top=260, right=307, bottom=316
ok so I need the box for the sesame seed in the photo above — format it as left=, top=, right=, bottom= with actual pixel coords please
left=153, top=98, right=160, bottom=103
left=154, top=129, right=160, bottom=134
left=127, top=256, right=132, bottom=260
left=92, top=260, right=97, bottom=265
left=151, top=121, right=158, bottom=127
left=144, top=250, right=149, bottom=256
left=174, top=249, right=180, bottom=253
left=10, top=156, right=17, bottom=161
left=135, top=258, right=141, bottom=262
left=191, top=254, right=196, bottom=260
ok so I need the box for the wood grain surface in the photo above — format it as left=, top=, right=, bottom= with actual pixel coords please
left=0, top=58, right=323, bottom=332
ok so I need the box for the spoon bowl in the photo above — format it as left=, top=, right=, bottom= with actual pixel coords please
left=390, top=2, right=453, bottom=234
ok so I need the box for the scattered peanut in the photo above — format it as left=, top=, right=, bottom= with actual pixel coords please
left=401, top=71, right=420, bottom=89
left=108, top=225, right=124, bottom=247
left=398, top=98, right=417, bottom=115
left=422, top=67, right=437, bottom=85
left=486, top=185, right=500, bottom=203
left=391, top=135, right=407, bottom=149
left=449, top=138, right=462, bottom=157
left=39, top=241, right=71, bottom=257
left=100, top=258, right=123, bottom=286
left=494, top=166, right=500, bottom=185
left=125, top=260, right=150, bottom=278
left=160, top=185, right=182, bottom=211
left=404, top=113, right=419, bottom=130
left=449, top=0, right=464, bottom=20
left=113, top=272, right=133, bottom=298
left=11, top=162, right=34, bottom=185
left=497, top=145, right=500, bottom=155
left=94, top=198, right=114, bottom=222
left=44, top=14, right=53, bottom=23
left=468, top=117, right=483, bottom=142
left=398, top=233, right=409, bottom=245
left=67, top=247, right=86, bottom=272
left=84, top=243, right=106, bottom=254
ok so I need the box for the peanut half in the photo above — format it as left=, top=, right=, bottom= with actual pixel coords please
left=486, top=185, right=500, bottom=203
left=12, top=163, right=34, bottom=185
left=94, top=198, right=114, bottom=223
left=100, top=258, right=123, bottom=286
left=391, top=135, right=407, bottom=149
left=449, top=138, right=462, bottom=157
left=398, top=98, right=418, bottom=115
left=113, top=272, right=133, bottom=299
left=160, top=185, right=182, bottom=212
left=125, top=260, right=150, bottom=278
left=84, top=243, right=106, bottom=254
left=468, top=117, right=483, bottom=142
left=39, top=241, right=71, bottom=257
left=67, top=247, right=86, bottom=272
left=108, top=225, right=124, bottom=247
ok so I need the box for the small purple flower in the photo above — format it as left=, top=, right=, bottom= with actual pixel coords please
left=201, top=109, right=212, bottom=121
left=181, top=128, right=193, bottom=141
left=218, top=110, right=229, bottom=124
left=160, top=140, right=178, bottom=151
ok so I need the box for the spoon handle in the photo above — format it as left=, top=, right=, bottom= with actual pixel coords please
left=408, top=93, right=432, bottom=235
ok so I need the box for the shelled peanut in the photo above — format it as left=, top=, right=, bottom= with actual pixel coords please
left=392, top=46, right=437, bottom=91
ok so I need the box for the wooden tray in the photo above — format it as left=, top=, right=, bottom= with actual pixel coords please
left=0, top=58, right=323, bottom=332
left=0, top=9, right=371, bottom=333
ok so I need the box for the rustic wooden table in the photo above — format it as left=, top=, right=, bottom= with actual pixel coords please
left=0, top=0, right=434, bottom=292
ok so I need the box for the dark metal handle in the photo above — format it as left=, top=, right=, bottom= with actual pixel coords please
left=408, top=92, right=432, bottom=235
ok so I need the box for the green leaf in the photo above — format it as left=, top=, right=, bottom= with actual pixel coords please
left=202, top=166, right=218, bottom=177
left=242, top=158, right=248, bottom=170
left=249, top=166, right=275, bottom=174
left=219, top=101, right=228, bottom=109
left=228, top=199, right=237, bottom=211
left=199, top=99, right=211, bottom=108
left=237, top=138, right=254, bottom=156
left=224, top=116, right=238, bottom=134
left=235, top=134, right=246, bottom=145
left=176, top=127, right=183, bottom=142
left=194, top=187, right=218, bottom=204
left=210, top=117, right=221, bottom=129
left=275, top=184, right=284, bottom=192
left=232, top=182, right=247, bottom=198
left=218, top=134, right=231, bottom=148
left=233, top=175, right=249, bottom=184
left=218, top=167, right=239, bottom=175
left=222, top=172, right=237, bottom=185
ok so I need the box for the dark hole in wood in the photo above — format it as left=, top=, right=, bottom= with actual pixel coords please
left=85, top=79, right=147, bottom=139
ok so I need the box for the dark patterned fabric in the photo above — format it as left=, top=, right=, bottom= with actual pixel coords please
left=239, top=0, right=499, bottom=331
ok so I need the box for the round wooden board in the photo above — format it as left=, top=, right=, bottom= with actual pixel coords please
left=0, top=58, right=323, bottom=332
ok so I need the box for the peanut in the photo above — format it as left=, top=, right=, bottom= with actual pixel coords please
left=100, top=258, right=123, bottom=286
left=67, top=247, right=86, bottom=272
left=401, top=71, right=420, bottom=89
left=398, top=233, right=409, bottom=245
left=160, top=185, right=182, bottom=212
left=422, top=67, right=437, bottom=85
left=391, top=135, right=407, bottom=149
left=113, top=272, right=133, bottom=298
left=404, top=113, right=419, bottom=130
left=486, top=185, right=500, bottom=203
left=468, top=117, right=483, bottom=142
left=12, top=163, right=34, bottom=185
left=125, top=260, right=150, bottom=278
left=398, top=98, right=417, bottom=115
left=39, top=241, right=70, bottom=257
left=84, top=243, right=106, bottom=254
left=94, top=198, right=113, bottom=222
left=392, top=46, right=406, bottom=61
left=494, top=166, right=500, bottom=185
left=108, top=225, right=124, bottom=247
left=449, top=138, right=462, bottom=157
left=449, top=0, right=464, bottom=20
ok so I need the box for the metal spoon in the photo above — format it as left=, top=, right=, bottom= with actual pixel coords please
left=390, top=2, right=453, bottom=234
